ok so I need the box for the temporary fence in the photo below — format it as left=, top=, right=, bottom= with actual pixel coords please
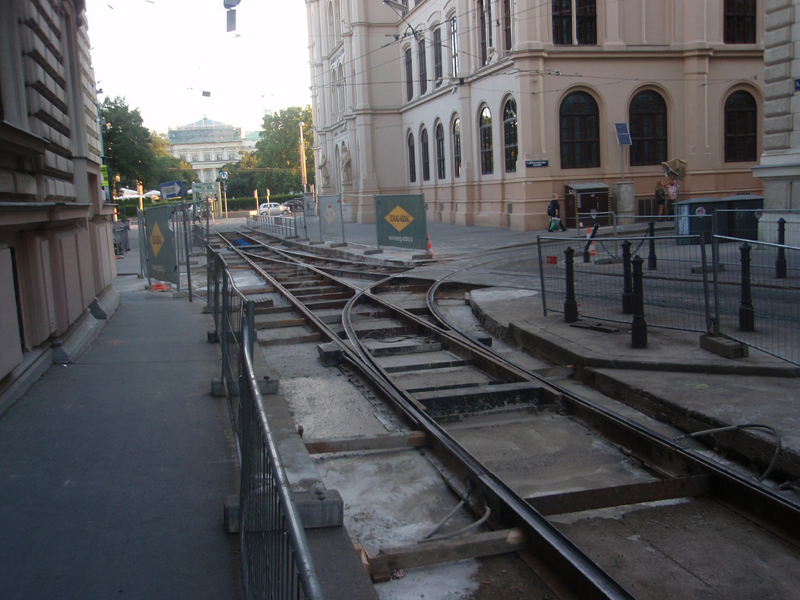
left=248, top=213, right=302, bottom=238
left=206, top=249, right=324, bottom=600
left=538, top=228, right=800, bottom=366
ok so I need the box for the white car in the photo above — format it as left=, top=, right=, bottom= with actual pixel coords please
left=258, top=202, right=286, bottom=216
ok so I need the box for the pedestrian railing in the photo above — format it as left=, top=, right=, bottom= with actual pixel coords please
left=248, top=214, right=300, bottom=238
left=538, top=230, right=799, bottom=367
left=207, top=248, right=324, bottom=600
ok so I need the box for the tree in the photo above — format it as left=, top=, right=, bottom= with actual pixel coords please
left=254, top=106, right=315, bottom=195
left=221, top=151, right=260, bottom=199
left=148, top=133, right=195, bottom=190
left=101, top=97, right=155, bottom=190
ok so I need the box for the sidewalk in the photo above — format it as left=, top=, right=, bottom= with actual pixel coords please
left=0, top=281, right=242, bottom=599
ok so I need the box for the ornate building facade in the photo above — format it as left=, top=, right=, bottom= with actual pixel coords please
left=306, top=0, right=766, bottom=229
left=167, top=118, right=245, bottom=183
left=0, top=0, right=116, bottom=387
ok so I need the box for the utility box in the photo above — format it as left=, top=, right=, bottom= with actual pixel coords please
left=564, top=183, right=610, bottom=229
left=675, top=197, right=721, bottom=244
left=719, top=194, right=764, bottom=241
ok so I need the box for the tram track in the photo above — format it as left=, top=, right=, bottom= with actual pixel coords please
left=211, top=228, right=800, bottom=599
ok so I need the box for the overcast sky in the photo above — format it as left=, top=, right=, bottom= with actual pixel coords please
left=85, top=0, right=312, bottom=135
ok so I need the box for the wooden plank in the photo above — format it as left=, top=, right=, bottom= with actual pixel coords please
left=527, top=475, right=710, bottom=516
left=367, top=528, right=528, bottom=576
left=305, top=432, right=429, bottom=455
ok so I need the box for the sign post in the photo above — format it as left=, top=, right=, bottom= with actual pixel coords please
left=614, top=123, right=632, bottom=182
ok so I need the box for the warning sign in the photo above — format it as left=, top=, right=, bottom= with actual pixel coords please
left=150, top=222, right=165, bottom=258
left=324, top=204, right=336, bottom=225
left=385, top=205, right=414, bottom=232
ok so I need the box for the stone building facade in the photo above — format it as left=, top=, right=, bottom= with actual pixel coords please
left=752, top=0, right=800, bottom=208
left=0, top=0, right=116, bottom=385
left=306, top=0, right=766, bottom=230
left=167, top=118, right=244, bottom=183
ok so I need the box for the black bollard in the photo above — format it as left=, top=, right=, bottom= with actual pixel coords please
left=647, top=220, right=657, bottom=270
left=622, top=240, right=633, bottom=314
left=776, top=218, right=787, bottom=280
left=739, top=242, right=755, bottom=332
left=631, top=255, right=647, bottom=348
left=564, top=247, right=579, bottom=323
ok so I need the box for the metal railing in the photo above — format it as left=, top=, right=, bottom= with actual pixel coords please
left=207, top=248, right=324, bottom=600
left=248, top=214, right=300, bottom=238
left=538, top=229, right=800, bottom=366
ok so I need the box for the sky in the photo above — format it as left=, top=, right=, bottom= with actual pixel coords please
left=85, top=0, right=312, bottom=135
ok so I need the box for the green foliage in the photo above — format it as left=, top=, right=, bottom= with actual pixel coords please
left=101, top=97, right=196, bottom=193
left=253, top=106, right=315, bottom=195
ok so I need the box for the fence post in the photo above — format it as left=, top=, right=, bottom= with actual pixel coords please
left=739, top=242, right=755, bottom=332
left=621, top=240, right=633, bottom=314
left=631, top=255, right=647, bottom=348
left=776, top=218, right=787, bottom=280
left=221, top=273, right=229, bottom=381
left=583, top=223, right=599, bottom=263
left=564, top=247, right=579, bottom=323
left=647, top=220, right=657, bottom=270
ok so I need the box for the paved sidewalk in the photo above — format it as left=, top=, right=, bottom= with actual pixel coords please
left=0, top=286, right=241, bottom=599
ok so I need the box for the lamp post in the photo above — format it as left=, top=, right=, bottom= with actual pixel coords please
left=299, top=121, right=308, bottom=193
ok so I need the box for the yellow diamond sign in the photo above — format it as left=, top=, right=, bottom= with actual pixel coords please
left=324, top=204, right=336, bottom=225
left=385, top=205, right=414, bottom=232
left=150, top=222, right=165, bottom=258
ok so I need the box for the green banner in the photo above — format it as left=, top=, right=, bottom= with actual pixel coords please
left=145, top=204, right=178, bottom=284
left=374, top=195, right=428, bottom=251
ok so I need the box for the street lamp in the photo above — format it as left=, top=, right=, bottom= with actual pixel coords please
left=299, top=121, right=308, bottom=193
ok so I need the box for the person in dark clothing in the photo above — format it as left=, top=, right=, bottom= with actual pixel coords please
left=547, top=193, right=568, bottom=231
left=655, top=181, right=666, bottom=220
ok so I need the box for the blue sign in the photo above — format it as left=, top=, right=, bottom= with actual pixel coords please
left=615, top=123, right=632, bottom=146
left=525, top=160, right=549, bottom=168
left=795, top=78, right=800, bottom=92
left=159, top=180, right=184, bottom=199
left=219, top=171, right=228, bottom=179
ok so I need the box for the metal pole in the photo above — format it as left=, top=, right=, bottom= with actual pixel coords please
left=631, top=255, right=647, bottom=348
left=174, top=206, right=181, bottom=294
left=564, top=247, right=579, bottom=323
left=776, top=218, right=787, bottom=279
left=537, top=236, right=548, bottom=316
left=739, top=242, right=755, bottom=332
left=621, top=240, right=633, bottom=314
left=339, top=196, right=346, bottom=244
left=183, top=200, right=193, bottom=302
left=221, top=273, right=229, bottom=383
left=700, top=239, right=712, bottom=332
left=647, top=220, right=657, bottom=270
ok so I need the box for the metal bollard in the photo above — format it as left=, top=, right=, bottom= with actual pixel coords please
left=647, top=220, right=657, bottom=270
left=631, top=255, right=647, bottom=348
left=739, top=242, right=755, bottom=332
left=776, top=218, right=787, bottom=280
left=564, top=247, right=579, bottom=323
left=622, top=240, right=633, bottom=314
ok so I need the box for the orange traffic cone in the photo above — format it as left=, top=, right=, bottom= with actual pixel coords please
left=427, top=233, right=434, bottom=258
left=587, top=227, right=597, bottom=257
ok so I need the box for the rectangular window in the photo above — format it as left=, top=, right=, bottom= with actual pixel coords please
left=405, top=49, right=413, bottom=101
left=503, top=0, right=512, bottom=53
left=419, top=39, right=428, bottom=95
left=433, top=28, right=443, bottom=87
left=724, top=0, right=756, bottom=44
left=450, top=17, right=459, bottom=76
left=553, top=0, right=596, bottom=45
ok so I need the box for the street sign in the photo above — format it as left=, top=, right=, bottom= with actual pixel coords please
left=525, top=160, right=549, bottom=168
left=614, top=123, right=632, bottom=146
left=159, top=180, right=184, bottom=199
left=374, top=195, right=428, bottom=251
left=219, top=171, right=228, bottom=179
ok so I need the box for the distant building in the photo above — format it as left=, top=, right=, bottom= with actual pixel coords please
left=0, top=0, right=116, bottom=385
left=242, top=131, right=261, bottom=152
left=167, top=118, right=244, bottom=183
left=306, top=0, right=765, bottom=230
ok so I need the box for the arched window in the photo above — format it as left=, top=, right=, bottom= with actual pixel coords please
left=328, top=3, right=335, bottom=51
left=629, top=90, right=667, bottom=166
left=479, top=106, right=493, bottom=175
left=419, top=38, right=428, bottom=95
left=503, top=98, right=518, bottom=173
left=453, top=118, right=462, bottom=178
left=334, top=0, right=341, bottom=40
left=421, top=128, right=430, bottom=181
left=724, top=0, right=756, bottom=44
left=436, top=123, right=446, bottom=179
left=405, top=48, right=413, bottom=101
left=449, top=15, right=459, bottom=76
left=331, top=69, right=338, bottom=115
left=725, top=91, right=757, bottom=162
left=407, top=132, right=417, bottom=182
left=560, top=91, right=600, bottom=169
left=338, top=64, right=345, bottom=113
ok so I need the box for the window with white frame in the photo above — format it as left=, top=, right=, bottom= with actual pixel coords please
left=552, top=0, right=596, bottom=46
left=449, top=16, right=459, bottom=77
left=419, top=38, right=428, bottom=95
left=433, top=27, right=443, bottom=87
left=405, top=48, right=414, bottom=101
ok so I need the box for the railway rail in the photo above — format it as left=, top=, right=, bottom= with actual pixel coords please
left=211, top=228, right=800, bottom=600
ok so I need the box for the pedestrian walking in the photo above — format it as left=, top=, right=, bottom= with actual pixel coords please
left=547, top=193, right=568, bottom=231
left=655, top=181, right=666, bottom=220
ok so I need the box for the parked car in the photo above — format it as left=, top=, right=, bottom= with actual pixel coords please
left=285, top=199, right=304, bottom=213
left=258, top=202, right=286, bottom=216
